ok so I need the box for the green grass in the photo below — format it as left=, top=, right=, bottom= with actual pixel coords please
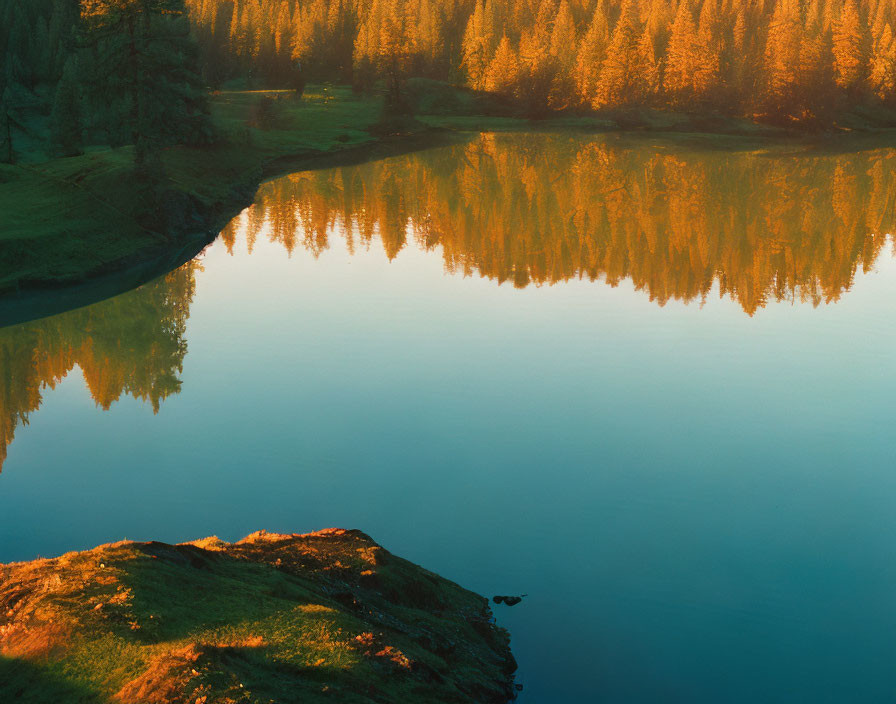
left=0, top=530, right=516, bottom=703
left=0, top=86, right=394, bottom=294
left=0, top=151, right=158, bottom=289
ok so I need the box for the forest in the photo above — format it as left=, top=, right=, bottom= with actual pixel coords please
left=3, top=0, right=896, bottom=168
left=184, top=0, right=896, bottom=120
left=0, top=0, right=211, bottom=164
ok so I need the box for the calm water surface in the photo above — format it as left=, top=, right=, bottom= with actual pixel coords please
left=2, top=133, right=896, bottom=702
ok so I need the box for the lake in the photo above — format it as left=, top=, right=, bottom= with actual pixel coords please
left=2, top=132, right=896, bottom=702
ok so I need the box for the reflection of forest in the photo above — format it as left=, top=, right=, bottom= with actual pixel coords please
left=223, top=134, right=895, bottom=315
left=0, top=263, right=199, bottom=472
left=4, top=136, right=895, bottom=471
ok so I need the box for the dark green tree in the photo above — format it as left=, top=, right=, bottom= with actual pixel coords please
left=79, top=0, right=211, bottom=168
left=50, top=57, right=83, bottom=157
left=0, top=88, right=13, bottom=164
left=5, top=4, right=33, bottom=91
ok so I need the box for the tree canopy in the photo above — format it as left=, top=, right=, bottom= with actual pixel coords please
left=184, top=0, right=896, bottom=121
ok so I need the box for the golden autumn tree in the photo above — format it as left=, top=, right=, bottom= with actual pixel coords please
left=461, top=0, right=498, bottom=89
left=485, top=35, right=520, bottom=97
left=516, top=0, right=557, bottom=115
left=574, top=4, right=610, bottom=106
left=664, top=0, right=699, bottom=104
left=799, top=3, right=837, bottom=119
left=870, top=23, right=896, bottom=102
left=548, top=0, right=578, bottom=108
left=833, top=0, right=871, bottom=94
left=594, top=0, right=641, bottom=106
left=635, top=26, right=661, bottom=102
left=763, top=0, right=803, bottom=117
left=692, top=0, right=723, bottom=103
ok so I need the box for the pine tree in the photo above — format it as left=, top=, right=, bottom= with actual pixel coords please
left=50, top=56, right=82, bottom=157
left=574, top=5, right=610, bottom=106
left=516, top=0, right=556, bottom=115
left=378, top=0, right=413, bottom=110
left=764, top=0, right=803, bottom=117
left=800, top=7, right=836, bottom=119
left=461, top=0, right=497, bottom=89
left=75, top=0, right=896, bottom=122
left=693, top=0, right=723, bottom=103
left=833, top=0, right=871, bottom=94
left=79, top=0, right=211, bottom=168
left=664, top=0, right=698, bottom=103
left=635, top=26, right=661, bottom=103
left=485, top=35, right=519, bottom=97
left=595, top=0, right=641, bottom=107
left=870, top=22, right=896, bottom=101
left=352, top=18, right=374, bottom=91
left=729, top=5, right=749, bottom=102
left=550, top=1, right=578, bottom=68
left=0, top=87, right=13, bottom=164
left=547, top=0, right=577, bottom=108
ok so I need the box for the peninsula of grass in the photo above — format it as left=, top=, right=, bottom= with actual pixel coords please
left=0, top=528, right=518, bottom=704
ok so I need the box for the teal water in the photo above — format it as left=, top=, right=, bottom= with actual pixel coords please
left=2, top=134, right=896, bottom=702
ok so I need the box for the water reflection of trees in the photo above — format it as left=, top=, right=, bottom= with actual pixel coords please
left=223, top=134, right=895, bottom=315
left=0, top=262, right=198, bottom=472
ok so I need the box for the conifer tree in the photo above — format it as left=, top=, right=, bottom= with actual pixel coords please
left=50, top=56, right=82, bottom=157
left=485, top=35, right=519, bottom=97
left=462, top=0, right=497, bottom=89
left=548, top=0, right=577, bottom=108
left=47, top=0, right=896, bottom=127
left=517, top=13, right=556, bottom=116
left=635, top=26, right=661, bottom=102
left=693, top=0, right=723, bottom=103
left=764, top=0, right=803, bottom=117
left=79, top=0, right=211, bottom=168
left=664, top=0, right=698, bottom=103
left=550, top=1, right=578, bottom=70
left=800, top=8, right=836, bottom=118
left=729, top=5, right=749, bottom=101
left=870, top=22, right=896, bottom=101
left=833, top=0, right=871, bottom=94
left=0, top=87, right=13, bottom=164
left=574, top=5, right=610, bottom=106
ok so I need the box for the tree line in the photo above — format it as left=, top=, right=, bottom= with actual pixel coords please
left=3, top=0, right=896, bottom=164
left=187, top=0, right=896, bottom=120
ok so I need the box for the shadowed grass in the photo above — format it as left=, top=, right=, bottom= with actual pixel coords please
left=0, top=86, right=392, bottom=295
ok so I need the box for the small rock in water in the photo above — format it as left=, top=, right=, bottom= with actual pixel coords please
left=492, top=594, right=526, bottom=606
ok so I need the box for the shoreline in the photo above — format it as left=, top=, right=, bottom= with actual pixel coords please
left=2, top=84, right=896, bottom=327
left=0, top=127, right=465, bottom=327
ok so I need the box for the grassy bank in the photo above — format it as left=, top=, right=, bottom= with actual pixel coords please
left=0, top=528, right=517, bottom=703
left=0, top=86, right=403, bottom=296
